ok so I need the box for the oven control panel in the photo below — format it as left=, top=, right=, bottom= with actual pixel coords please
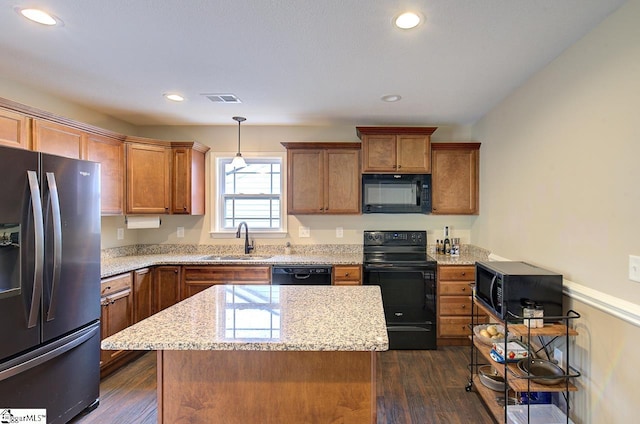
left=364, top=231, right=425, bottom=246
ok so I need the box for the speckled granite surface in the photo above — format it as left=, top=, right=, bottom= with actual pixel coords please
left=101, top=252, right=363, bottom=278
left=101, top=284, right=389, bottom=352
left=431, top=244, right=491, bottom=265
left=100, top=243, right=490, bottom=277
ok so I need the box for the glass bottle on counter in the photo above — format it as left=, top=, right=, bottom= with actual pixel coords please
left=443, top=226, right=451, bottom=255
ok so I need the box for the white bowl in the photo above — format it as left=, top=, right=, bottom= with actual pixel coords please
left=473, top=324, right=511, bottom=346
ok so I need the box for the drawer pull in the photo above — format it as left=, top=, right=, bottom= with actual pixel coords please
left=461, top=305, right=466, bottom=309
left=461, top=287, right=466, bottom=291
left=461, top=272, right=466, bottom=276
left=345, top=273, right=350, bottom=277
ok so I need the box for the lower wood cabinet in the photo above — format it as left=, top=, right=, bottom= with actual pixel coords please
left=182, top=266, right=271, bottom=299
left=100, top=272, right=133, bottom=372
left=437, top=264, right=487, bottom=345
left=154, top=266, right=181, bottom=312
left=133, top=268, right=153, bottom=323
left=333, top=265, right=362, bottom=285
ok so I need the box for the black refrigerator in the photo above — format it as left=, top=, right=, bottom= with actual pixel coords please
left=0, top=145, right=101, bottom=423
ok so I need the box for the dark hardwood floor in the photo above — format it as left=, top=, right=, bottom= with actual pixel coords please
left=71, top=346, right=494, bottom=424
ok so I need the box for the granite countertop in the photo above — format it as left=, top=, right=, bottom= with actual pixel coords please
left=100, top=244, right=491, bottom=278
left=101, top=284, right=389, bottom=352
left=101, top=252, right=363, bottom=278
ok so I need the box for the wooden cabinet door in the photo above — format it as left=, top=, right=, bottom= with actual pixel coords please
left=431, top=143, right=480, bottom=215
left=325, top=149, right=360, bottom=214
left=287, top=149, right=324, bottom=214
left=133, top=268, right=153, bottom=323
left=171, top=145, right=207, bottom=215
left=100, top=273, right=133, bottom=367
left=171, top=147, right=192, bottom=214
left=396, top=134, right=431, bottom=173
left=333, top=265, right=362, bottom=285
left=154, top=266, right=181, bottom=312
left=361, top=134, right=396, bottom=172
left=126, top=143, right=171, bottom=214
left=182, top=266, right=271, bottom=299
left=0, top=108, right=30, bottom=149
left=32, top=119, right=85, bottom=159
left=86, top=133, right=124, bottom=215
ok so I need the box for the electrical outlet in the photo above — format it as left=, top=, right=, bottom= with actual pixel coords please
left=177, top=227, right=185, bottom=238
left=299, top=226, right=310, bottom=238
left=629, top=255, right=640, bottom=282
left=554, top=347, right=564, bottom=369
left=117, top=228, right=124, bottom=240
left=336, top=227, right=343, bottom=238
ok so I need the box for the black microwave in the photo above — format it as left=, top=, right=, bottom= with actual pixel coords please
left=362, top=174, right=431, bottom=214
left=475, top=261, right=564, bottom=321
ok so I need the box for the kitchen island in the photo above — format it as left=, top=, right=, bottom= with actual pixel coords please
left=101, top=284, right=388, bottom=424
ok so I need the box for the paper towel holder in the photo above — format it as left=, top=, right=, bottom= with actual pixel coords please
left=124, top=215, right=162, bottom=229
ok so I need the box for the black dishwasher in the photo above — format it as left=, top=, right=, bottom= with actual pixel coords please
left=271, top=265, right=332, bottom=285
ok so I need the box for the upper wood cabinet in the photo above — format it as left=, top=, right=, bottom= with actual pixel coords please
left=431, top=143, right=480, bottom=215
left=0, top=108, right=30, bottom=149
left=357, top=127, right=437, bottom=173
left=125, top=137, right=209, bottom=215
left=171, top=142, right=209, bottom=215
left=282, top=142, right=361, bottom=215
left=125, top=138, right=172, bottom=214
left=32, top=119, right=85, bottom=159
left=86, top=133, right=125, bottom=215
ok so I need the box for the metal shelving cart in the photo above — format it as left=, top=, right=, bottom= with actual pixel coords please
left=466, top=296, right=580, bottom=423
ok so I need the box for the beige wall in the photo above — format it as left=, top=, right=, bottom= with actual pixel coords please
left=0, top=77, right=137, bottom=135
left=472, top=0, right=640, bottom=422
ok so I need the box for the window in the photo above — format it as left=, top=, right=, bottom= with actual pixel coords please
left=213, top=154, right=286, bottom=235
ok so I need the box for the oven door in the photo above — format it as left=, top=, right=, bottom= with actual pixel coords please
left=363, top=264, right=437, bottom=349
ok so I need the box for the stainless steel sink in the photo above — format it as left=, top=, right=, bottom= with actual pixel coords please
left=200, top=255, right=272, bottom=261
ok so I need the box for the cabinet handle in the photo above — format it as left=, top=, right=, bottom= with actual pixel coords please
left=183, top=206, right=187, bottom=211
left=397, top=165, right=401, bottom=169
left=461, top=287, right=466, bottom=291
left=461, top=272, right=466, bottom=276
left=174, top=269, right=178, bottom=273
left=344, top=272, right=350, bottom=277
left=461, top=305, right=466, bottom=309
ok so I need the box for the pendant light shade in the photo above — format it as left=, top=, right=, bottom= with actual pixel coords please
left=231, top=116, right=247, bottom=170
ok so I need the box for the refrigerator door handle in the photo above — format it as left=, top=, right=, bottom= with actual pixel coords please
left=45, top=172, right=63, bottom=322
left=0, top=322, right=99, bottom=383
left=26, top=171, right=44, bottom=329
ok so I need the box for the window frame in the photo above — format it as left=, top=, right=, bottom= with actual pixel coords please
left=210, top=151, right=287, bottom=238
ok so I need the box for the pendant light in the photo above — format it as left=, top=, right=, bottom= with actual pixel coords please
left=231, top=116, right=247, bottom=170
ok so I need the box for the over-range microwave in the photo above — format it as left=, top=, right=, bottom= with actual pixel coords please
left=362, top=174, right=431, bottom=214
left=475, top=261, right=564, bottom=321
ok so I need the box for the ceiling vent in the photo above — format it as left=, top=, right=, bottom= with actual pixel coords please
left=202, top=93, right=242, bottom=103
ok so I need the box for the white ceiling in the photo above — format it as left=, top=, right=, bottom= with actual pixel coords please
left=0, top=0, right=627, bottom=127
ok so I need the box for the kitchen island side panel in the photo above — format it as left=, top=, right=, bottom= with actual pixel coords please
left=159, top=350, right=376, bottom=424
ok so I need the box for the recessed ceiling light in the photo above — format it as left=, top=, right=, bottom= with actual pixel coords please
left=394, top=12, right=422, bottom=30
left=164, top=93, right=185, bottom=102
left=381, top=94, right=402, bottom=102
left=17, top=8, right=61, bottom=26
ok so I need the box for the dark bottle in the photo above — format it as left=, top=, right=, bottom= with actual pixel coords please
left=443, top=226, right=451, bottom=255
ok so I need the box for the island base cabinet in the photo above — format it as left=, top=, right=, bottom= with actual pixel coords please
left=158, top=350, right=376, bottom=424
